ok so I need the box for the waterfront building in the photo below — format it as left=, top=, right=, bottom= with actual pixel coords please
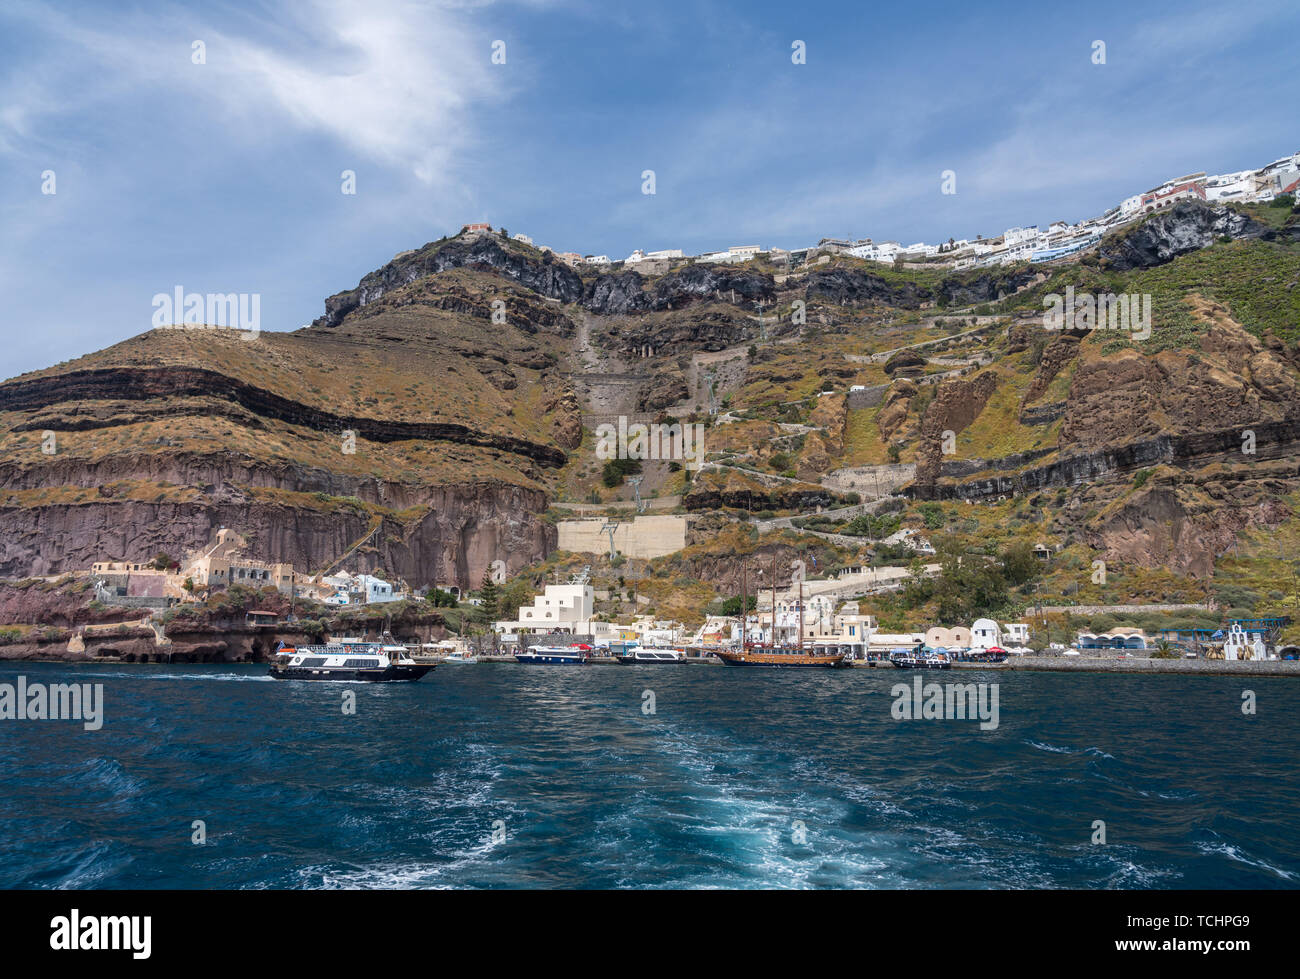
left=925, top=625, right=971, bottom=649
left=493, top=572, right=616, bottom=641
left=970, top=617, right=1002, bottom=650
left=1075, top=628, right=1147, bottom=651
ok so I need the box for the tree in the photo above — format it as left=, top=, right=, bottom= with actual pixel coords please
left=151, top=551, right=176, bottom=571
left=426, top=587, right=458, bottom=608
left=478, top=570, right=499, bottom=622
left=497, top=580, right=533, bottom=623
left=1000, top=541, right=1039, bottom=586
left=720, top=595, right=757, bottom=615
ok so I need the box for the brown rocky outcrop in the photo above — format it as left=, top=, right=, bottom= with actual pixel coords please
left=912, top=371, right=1000, bottom=486
left=876, top=380, right=918, bottom=442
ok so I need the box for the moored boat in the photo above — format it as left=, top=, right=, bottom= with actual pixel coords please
left=268, top=637, right=435, bottom=682
left=889, top=648, right=952, bottom=670
left=715, top=645, right=846, bottom=668
left=715, top=558, right=845, bottom=668
left=515, top=643, right=591, bottom=665
left=614, top=646, right=687, bottom=664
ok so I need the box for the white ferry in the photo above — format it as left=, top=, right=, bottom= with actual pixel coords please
left=614, top=646, right=687, bottom=664
left=269, top=637, right=435, bottom=682
left=514, top=643, right=591, bottom=665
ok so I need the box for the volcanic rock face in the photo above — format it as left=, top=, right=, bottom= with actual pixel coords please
left=884, top=348, right=927, bottom=376
left=582, top=263, right=776, bottom=315
left=912, top=371, right=1000, bottom=486
left=1099, top=201, right=1271, bottom=271
left=801, top=264, right=1035, bottom=308
left=0, top=232, right=585, bottom=588
left=0, top=482, right=554, bottom=583
left=1079, top=467, right=1294, bottom=578
left=803, top=267, right=928, bottom=308
left=318, top=233, right=586, bottom=327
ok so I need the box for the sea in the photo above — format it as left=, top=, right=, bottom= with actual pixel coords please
left=1, top=660, right=1297, bottom=889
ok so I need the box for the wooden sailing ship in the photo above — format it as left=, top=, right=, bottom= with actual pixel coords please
left=714, top=553, right=846, bottom=668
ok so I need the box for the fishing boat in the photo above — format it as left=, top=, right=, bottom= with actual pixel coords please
left=268, top=636, right=435, bottom=682
left=713, top=557, right=845, bottom=668
left=514, top=643, right=591, bottom=665
left=889, top=648, right=952, bottom=670
left=614, top=646, right=687, bottom=664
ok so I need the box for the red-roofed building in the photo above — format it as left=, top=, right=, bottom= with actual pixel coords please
left=1141, top=181, right=1207, bottom=213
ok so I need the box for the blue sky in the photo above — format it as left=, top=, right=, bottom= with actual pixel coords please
left=1, top=0, right=1298, bottom=379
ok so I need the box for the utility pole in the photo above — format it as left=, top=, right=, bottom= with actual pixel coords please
left=600, top=521, right=619, bottom=562
left=629, top=475, right=644, bottom=513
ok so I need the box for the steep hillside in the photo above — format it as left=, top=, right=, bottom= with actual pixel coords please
left=4, top=198, right=1300, bottom=631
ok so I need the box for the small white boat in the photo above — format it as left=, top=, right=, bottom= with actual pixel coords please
left=442, top=651, right=479, bottom=664
left=615, top=646, right=687, bottom=664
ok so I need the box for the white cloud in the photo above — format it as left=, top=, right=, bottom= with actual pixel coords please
left=0, top=0, right=520, bottom=185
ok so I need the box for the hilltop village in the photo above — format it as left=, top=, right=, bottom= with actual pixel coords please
left=514, top=151, right=1300, bottom=272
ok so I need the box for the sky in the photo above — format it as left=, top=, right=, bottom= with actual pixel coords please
left=1, top=0, right=1298, bottom=379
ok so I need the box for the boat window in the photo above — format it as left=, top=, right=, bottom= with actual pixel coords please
left=343, top=658, right=381, bottom=668
left=299, top=657, right=327, bottom=667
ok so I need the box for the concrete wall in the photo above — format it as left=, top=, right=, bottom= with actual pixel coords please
left=557, top=515, right=689, bottom=559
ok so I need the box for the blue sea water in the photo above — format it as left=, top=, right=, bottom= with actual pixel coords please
left=0, top=661, right=1297, bottom=889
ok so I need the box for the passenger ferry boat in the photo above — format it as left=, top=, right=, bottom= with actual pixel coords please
left=889, top=648, right=952, bottom=670
left=614, top=646, right=687, bottom=664
left=268, top=637, right=435, bottom=682
left=514, top=644, right=591, bottom=665
left=952, top=646, right=1009, bottom=664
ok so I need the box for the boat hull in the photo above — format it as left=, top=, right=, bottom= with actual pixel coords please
left=890, top=659, right=951, bottom=670
left=715, top=650, right=845, bottom=668
left=614, top=654, right=687, bottom=664
left=514, top=653, right=588, bottom=665
left=268, top=664, right=435, bottom=682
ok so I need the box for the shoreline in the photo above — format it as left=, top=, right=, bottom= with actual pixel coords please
left=5, top=652, right=1299, bottom=677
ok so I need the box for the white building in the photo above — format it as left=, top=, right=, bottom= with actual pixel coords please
left=846, top=240, right=902, bottom=263
left=728, top=245, right=761, bottom=259
left=970, top=617, right=1002, bottom=650
left=645, top=248, right=684, bottom=260
left=355, top=574, right=398, bottom=604
left=625, top=249, right=646, bottom=263
left=512, top=233, right=534, bottom=245
left=1003, top=623, right=1030, bottom=646
left=584, top=254, right=610, bottom=265
left=493, top=573, right=614, bottom=639
left=1003, top=226, right=1041, bottom=246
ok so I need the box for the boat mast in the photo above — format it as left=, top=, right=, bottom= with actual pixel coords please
left=798, top=580, right=804, bottom=655
left=771, top=550, right=778, bottom=651
left=740, top=562, right=747, bottom=651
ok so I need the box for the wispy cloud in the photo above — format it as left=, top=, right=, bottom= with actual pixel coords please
left=0, top=0, right=517, bottom=184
